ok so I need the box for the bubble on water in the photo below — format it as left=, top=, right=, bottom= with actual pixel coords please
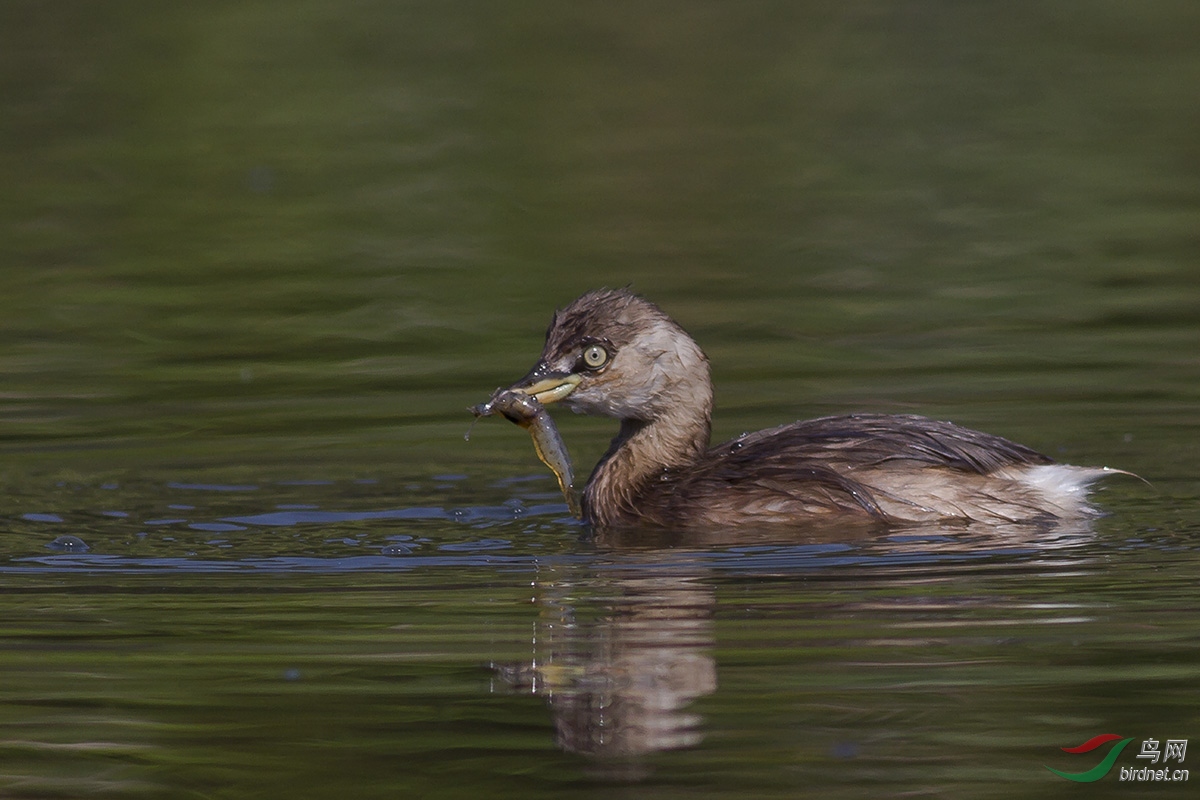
left=47, top=535, right=89, bottom=552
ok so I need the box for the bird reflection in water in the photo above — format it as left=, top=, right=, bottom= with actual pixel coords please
left=487, top=518, right=1106, bottom=770
left=490, top=567, right=716, bottom=762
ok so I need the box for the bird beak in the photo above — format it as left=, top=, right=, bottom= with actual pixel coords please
left=507, top=363, right=581, bottom=405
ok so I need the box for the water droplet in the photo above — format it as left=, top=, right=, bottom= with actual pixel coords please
left=46, top=535, right=89, bottom=552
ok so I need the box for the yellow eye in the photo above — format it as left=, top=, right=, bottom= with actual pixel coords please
left=582, top=344, right=608, bottom=369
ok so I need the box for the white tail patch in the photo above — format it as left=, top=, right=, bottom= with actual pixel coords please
left=1007, top=464, right=1130, bottom=517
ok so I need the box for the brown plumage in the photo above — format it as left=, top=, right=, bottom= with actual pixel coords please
left=497, top=288, right=1120, bottom=530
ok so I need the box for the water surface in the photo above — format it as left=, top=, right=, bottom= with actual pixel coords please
left=1, top=2, right=1198, bottom=797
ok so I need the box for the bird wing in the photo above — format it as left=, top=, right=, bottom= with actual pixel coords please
left=671, top=414, right=1055, bottom=522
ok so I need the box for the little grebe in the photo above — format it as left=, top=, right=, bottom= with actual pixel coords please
left=490, top=288, right=1122, bottom=529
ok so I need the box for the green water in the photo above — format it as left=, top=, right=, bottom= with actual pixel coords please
left=2, top=2, right=1198, bottom=797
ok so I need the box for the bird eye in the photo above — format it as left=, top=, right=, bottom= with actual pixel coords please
left=582, top=344, right=608, bottom=369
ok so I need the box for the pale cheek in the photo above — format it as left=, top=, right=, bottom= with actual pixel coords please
left=564, top=388, right=615, bottom=417
left=567, top=383, right=637, bottom=418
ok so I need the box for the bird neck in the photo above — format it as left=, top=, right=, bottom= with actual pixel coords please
left=584, top=392, right=713, bottom=527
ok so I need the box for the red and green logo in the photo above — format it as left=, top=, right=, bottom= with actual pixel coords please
left=1045, top=734, right=1135, bottom=782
